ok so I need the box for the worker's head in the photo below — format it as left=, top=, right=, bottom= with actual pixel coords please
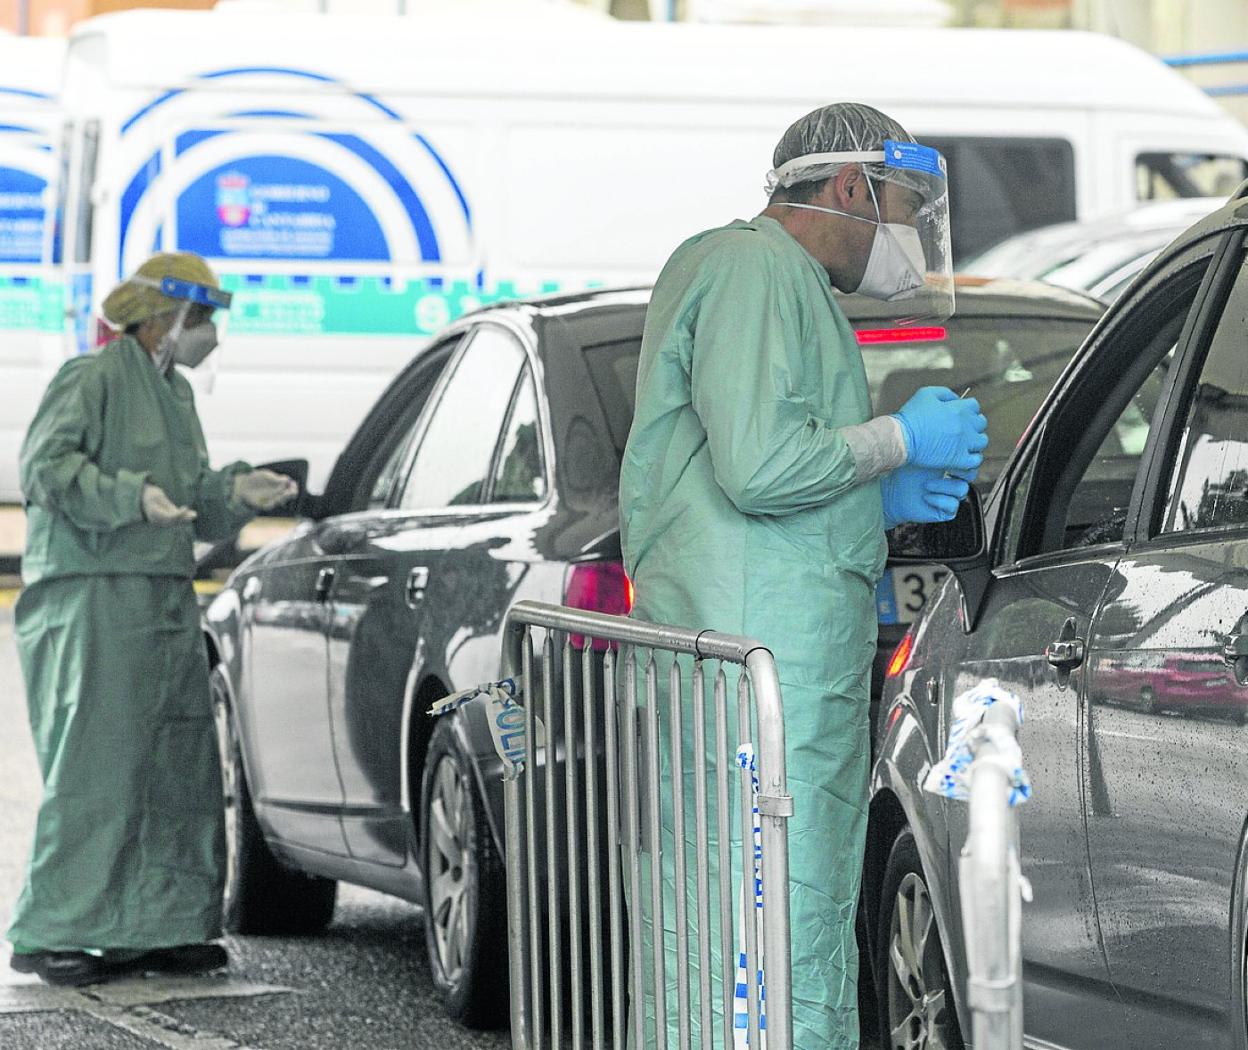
left=102, top=252, right=233, bottom=371
left=763, top=103, right=954, bottom=320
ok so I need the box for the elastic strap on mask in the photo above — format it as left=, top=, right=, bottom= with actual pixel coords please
left=773, top=201, right=881, bottom=227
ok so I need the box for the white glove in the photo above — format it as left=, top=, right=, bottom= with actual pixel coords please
left=141, top=483, right=197, bottom=526
left=233, top=469, right=298, bottom=511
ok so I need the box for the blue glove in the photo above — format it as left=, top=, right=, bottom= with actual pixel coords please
left=893, top=386, right=989, bottom=473
left=882, top=465, right=971, bottom=529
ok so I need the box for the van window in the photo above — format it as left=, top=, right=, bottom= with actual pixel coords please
left=72, top=119, right=99, bottom=265
left=925, top=137, right=1077, bottom=262
left=1136, top=152, right=1248, bottom=201
left=51, top=121, right=71, bottom=266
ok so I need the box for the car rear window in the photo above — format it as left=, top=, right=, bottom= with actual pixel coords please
left=863, top=317, right=1095, bottom=486
left=580, top=316, right=1093, bottom=488
left=582, top=337, right=641, bottom=456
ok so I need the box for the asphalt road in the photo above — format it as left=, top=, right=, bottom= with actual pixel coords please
left=0, top=605, right=509, bottom=1050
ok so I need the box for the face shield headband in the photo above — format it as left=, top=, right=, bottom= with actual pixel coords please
left=767, top=140, right=955, bottom=323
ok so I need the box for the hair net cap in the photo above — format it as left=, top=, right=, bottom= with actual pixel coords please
left=102, top=252, right=223, bottom=328
left=766, top=102, right=915, bottom=196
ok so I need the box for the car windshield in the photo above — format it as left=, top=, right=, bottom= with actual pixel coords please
left=588, top=315, right=1095, bottom=488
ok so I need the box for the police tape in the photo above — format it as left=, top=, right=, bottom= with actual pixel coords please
left=923, top=678, right=1031, bottom=806
left=734, top=743, right=767, bottom=1047
left=428, top=676, right=544, bottom=780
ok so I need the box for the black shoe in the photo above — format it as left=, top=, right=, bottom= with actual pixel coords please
left=106, top=943, right=228, bottom=977
left=9, top=950, right=106, bottom=987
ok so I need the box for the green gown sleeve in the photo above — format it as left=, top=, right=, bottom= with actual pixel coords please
left=191, top=460, right=256, bottom=543
left=689, top=239, right=864, bottom=516
left=19, top=360, right=148, bottom=532
left=188, top=429, right=255, bottom=544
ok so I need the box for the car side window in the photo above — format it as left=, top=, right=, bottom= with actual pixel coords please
left=398, top=326, right=526, bottom=511
left=367, top=409, right=422, bottom=511
left=1002, top=259, right=1210, bottom=562
left=490, top=367, right=546, bottom=504
left=1161, top=248, right=1248, bottom=534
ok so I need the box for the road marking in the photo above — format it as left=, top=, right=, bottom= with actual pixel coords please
left=0, top=973, right=293, bottom=1048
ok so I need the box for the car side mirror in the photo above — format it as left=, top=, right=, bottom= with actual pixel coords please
left=888, top=486, right=990, bottom=630
left=887, top=486, right=986, bottom=565
left=255, top=458, right=311, bottom=518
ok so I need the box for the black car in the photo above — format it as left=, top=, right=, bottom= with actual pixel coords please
left=867, top=181, right=1248, bottom=1049
left=204, top=278, right=1101, bottom=1025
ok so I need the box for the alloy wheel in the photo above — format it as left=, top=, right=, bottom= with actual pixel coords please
left=886, top=872, right=956, bottom=1050
left=428, top=753, right=474, bottom=984
left=210, top=673, right=240, bottom=912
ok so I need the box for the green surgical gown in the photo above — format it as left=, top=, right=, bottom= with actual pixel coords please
left=619, top=216, right=885, bottom=1048
left=8, top=335, right=254, bottom=952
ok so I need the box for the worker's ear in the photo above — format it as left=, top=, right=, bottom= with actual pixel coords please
left=825, top=164, right=863, bottom=210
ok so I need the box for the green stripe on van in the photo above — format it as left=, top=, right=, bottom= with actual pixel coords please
left=0, top=276, right=64, bottom=332
left=219, top=275, right=571, bottom=337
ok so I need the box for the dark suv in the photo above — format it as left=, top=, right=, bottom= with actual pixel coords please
left=204, top=279, right=1101, bottom=1025
left=868, top=183, right=1248, bottom=1049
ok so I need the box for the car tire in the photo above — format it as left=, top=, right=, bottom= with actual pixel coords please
left=211, top=664, right=338, bottom=936
left=421, top=717, right=507, bottom=1028
left=875, top=829, right=964, bottom=1050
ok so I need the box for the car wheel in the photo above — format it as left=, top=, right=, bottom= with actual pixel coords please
left=875, top=830, right=964, bottom=1050
left=421, top=718, right=507, bottom=1028
left=1138, top=685, right=1161, bottom=715
left=211, top=664, right=338, bottom=936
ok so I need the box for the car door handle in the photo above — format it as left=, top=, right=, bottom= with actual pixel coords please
left=314, top=567, right=336, bottom=603
left=405, top=566, right=429, bottom=609
left=1046, top=639, right=1085, bottom=669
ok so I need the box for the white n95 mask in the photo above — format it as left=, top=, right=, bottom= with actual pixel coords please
left=772, top=200, right=927, bottom=302
left=169, top=323, right=219, bottom=369
left=857, top=222, right=926, bottom=301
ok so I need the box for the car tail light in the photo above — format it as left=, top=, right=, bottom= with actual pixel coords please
left=886, top=631, right=915, bottom=678
left=855, top=326, right=948, bottom=345
left=565, top=561, right=633, bottom=650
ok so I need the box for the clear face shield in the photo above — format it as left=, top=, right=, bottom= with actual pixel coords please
left=136, top=276, right=233, bottom=394
left=768, top=139, right=955, bottom=324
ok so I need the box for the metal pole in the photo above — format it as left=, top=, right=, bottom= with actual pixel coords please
left=748, top=649, right=793, bottom=1050
left=502, top=623, right=530, bottom=1050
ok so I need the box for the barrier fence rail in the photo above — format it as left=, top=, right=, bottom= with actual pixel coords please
left=499, top=600, right=794, bottom=1050
left=957, top=699, right=1025, bottom=1050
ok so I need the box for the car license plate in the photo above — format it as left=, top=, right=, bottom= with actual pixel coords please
left=877, top=565, right=949, bottom=625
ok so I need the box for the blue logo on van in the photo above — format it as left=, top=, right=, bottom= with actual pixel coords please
left=178, top=156, right=389, bottom=261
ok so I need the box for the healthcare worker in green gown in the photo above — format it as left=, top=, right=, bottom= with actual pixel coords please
left=7, top=252, right=298, bottom=987
left=619, top=103, right=988, bottom=1047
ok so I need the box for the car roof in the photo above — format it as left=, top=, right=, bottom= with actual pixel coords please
left=963, top=196, right=1227, bottom=281
left=465, top=276, right=1104, bottom=333
left=1153, top=182, right=1248, bottom=258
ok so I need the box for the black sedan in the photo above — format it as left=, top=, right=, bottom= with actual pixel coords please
left=204, top=278, right=1102, bottom=1026
left=867, top=180, right=1248, bottom=1049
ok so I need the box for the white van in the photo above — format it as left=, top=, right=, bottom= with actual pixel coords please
left=0, top=35, right=64, bottom=504
left=51, top=8, right=1248, bottom=491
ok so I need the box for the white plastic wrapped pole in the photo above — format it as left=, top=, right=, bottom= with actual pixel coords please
left=958, top=699, right=1025, bottom=1050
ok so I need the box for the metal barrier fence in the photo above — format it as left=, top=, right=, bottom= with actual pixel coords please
left=957, top=700, right=1025, bottom=1050
left=499, top=600, right=793, bottom=1050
